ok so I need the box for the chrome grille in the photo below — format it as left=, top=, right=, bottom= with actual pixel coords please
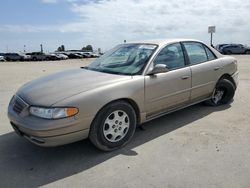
left=13, top=96, right=28, bottom=114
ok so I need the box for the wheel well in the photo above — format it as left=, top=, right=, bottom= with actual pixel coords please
left=218, top=74, right=236, bottom=88
left=98, top=98, right=141, bottom=125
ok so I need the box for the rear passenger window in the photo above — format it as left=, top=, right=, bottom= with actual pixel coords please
left=154, top=43, right=185, bottom=70
left=183, top=42, right=208, bottom=65
left=204, top=46, right=216, bottom=61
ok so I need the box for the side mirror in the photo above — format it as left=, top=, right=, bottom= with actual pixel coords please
left=148, top=64, right=169, bottom=75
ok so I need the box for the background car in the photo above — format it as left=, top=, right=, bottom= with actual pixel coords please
left=91, top=53, right=100, bottom=58
left=53, top=53, right=68, bottom=60
left=221, top=44, right=250, bottom=54
left=4, top=53, right=30, bottom=61
left=0, top=55, right=5, bottom=61
left=215, top=44, right=229, bottom=52
left=63, top=53, right=83, bottom=59
left=26, top=52, right=50, bottom=61
left=20, top=53, right=31, bottom=61
left=47, top=53, right=61, bottom=61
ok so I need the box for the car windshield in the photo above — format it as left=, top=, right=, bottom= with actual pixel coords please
left=86, top=44, right=158, bottom=75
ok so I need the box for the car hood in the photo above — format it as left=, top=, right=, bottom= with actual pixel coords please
left=17, top=68, right=132, bottom=106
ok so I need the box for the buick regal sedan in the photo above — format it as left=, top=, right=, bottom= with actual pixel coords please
left=8, top=39, right=239, bottom=151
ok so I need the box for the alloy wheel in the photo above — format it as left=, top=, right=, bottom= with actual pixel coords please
left=103, top=110, right=130, bottom=142
left=212, top=88, right=225, bottom=104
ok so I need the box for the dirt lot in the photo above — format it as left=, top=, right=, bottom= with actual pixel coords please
left=0, top=56, right=250, bottom=188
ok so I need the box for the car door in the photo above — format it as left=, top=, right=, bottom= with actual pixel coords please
left=233, top=45, right=240, bottom=54
left=145, top=43, right=191, bottom=117
left=13, top=54, right=19, bottom=60
left=182, top=42, right=221, bottom=102
left=238, top=45, right=245, bottom=54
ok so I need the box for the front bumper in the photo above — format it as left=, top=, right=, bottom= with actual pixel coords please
left=8, top=96, right=93, bottom=147
left=10, top=121, right=89, bottom=146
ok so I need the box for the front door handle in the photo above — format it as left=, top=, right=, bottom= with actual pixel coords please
left=181, top=76, right=190, bottom=80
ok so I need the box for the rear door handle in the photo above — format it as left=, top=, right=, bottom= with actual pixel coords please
left=214, top=67, right=221, bottom=71
left=181, top=76, right=190, bottom=80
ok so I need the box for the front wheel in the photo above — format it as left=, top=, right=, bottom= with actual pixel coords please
left=205, top=79, right=235, bottom=106
left=89, top=101, right=137, bottom=151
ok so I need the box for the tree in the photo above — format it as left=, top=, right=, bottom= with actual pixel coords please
left=57, top=45, right=65, bottom=52
left=61, top=45, right=65, bottom=51
left=82, top=45, right=93, bottom=52
left=98, top=48, right=102, bottom=54
left=57, top=46, right=62, bottom=51
left=86, top=45, right=93, bottom=52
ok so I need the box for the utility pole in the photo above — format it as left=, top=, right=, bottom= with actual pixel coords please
left=24, top=45, right=26, bottom=53
left=40, top=44, right=43, bottom=53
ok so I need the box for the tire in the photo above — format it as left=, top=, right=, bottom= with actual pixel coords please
left=89, top=101, right=137, bottom=151
left=226, top=51, right=232, bottom=55
left=245, top=50, right=250, bottom=54
left=32, top=57, right=37, bottom=61
left=205, top=79, right=235, bottom=106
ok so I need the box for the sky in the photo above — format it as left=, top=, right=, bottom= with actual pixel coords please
left=0, top=0, right=249, bottom=53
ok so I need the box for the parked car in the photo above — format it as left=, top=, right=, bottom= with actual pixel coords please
left=215, top=44, right=229, bottom=52
left=221, top=44, right=250, bottom=54
left=20, top=53, right=32, bottom=61
left=54, top=53, right=68, bottom=60
left=8, top=39, right=238, bottom=151
left=47, top=53, right=62, bottom=61
left=4, top=53, right=31, bottom=61
left=81, top=52, right=100, bottom=58
left=63, top=53, right=82, bottom=59
left=0, top=55, right=5, bottom=61
left=91, top=53, right=100, bottom=58
left=26, top=52, right=50, bottom=61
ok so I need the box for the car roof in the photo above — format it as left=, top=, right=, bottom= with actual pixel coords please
left=127, top=38, right=223, bottom=57
left=223, top=44, right=242, bottom=48
left=127, top=38, right=202, bottom=46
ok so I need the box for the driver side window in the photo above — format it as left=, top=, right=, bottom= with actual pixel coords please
left=154, top=43, right=185, bottom=70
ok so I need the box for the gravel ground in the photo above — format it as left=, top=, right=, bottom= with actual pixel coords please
left=0, top=56, right=249, bottom=188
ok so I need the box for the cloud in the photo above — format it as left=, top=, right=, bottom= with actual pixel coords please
left=41, top=0, right=58, bottom=3
left=1, top=0, right=250, bottom=51
left=65, top=0, right=250, bottom=46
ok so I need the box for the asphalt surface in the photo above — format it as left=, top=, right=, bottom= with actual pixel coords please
left=0, top=56, right=249, bottom=188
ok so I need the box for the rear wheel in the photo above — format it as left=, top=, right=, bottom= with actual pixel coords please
left=245, top=50, right=250, bottom=54
left=89, top=101, right=137, bottom=151
left=205, top=79, right=235, bottom=106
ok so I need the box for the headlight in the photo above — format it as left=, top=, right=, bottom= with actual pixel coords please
left=29, top=106, right=78, bottom=119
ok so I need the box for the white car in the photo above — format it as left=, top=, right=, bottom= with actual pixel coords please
left=0, top=55, right=6, bottom=61
left=54, top=53, right=69, bottom=60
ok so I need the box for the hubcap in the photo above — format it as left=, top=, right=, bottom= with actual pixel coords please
left=212, top=88, right=225, bottom=104
left=103, top=110, right=130, bottom=142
